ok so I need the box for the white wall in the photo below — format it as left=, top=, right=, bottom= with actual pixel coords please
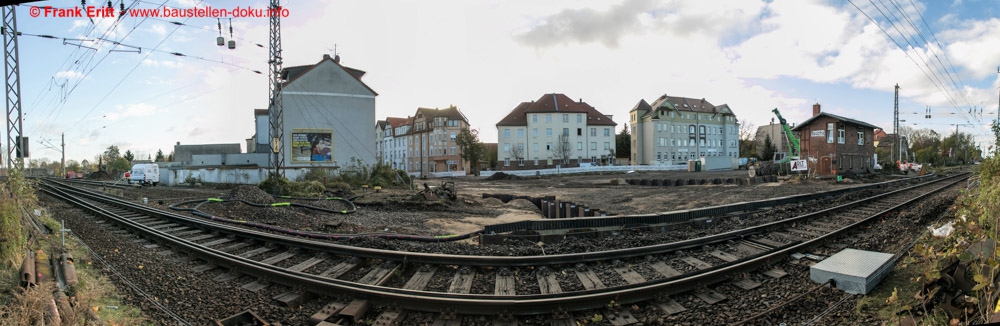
left=498, top=112, right=616, bottom=163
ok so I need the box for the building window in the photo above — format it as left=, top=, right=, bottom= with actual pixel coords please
left=546, top=115, right=551, bottom=123
left=590, top=128, right=596, bottom=136
left=837, top=123, right=845, bottom=144
left=604, top=128, right=610, bottom=136
left=546, top=128, right=552, bottom=136
left=657, top=152, right=662, bottom=160
left=604, top=142, right=610, bottom=149
left=857, top=127, right=864, bottom=145
left=546, top=142, right=552, bottom=151
left=577, top=142, right=583, bottom=150
left=577, top=128, right=582, bottom=136
left=504, top=144, right=510, bottom=153
left=450, top=133, right=456, bottom=141
left=577, top=114, right=583, bottom=123
left=689, top=125, right=695, bottom=134
left=563, top=114, right=569, bottom=123
left=532, top=115, right=537, bottom=123
left=533, top=143, right=538, bottom=152
left=563, top=128, right=569, bottom=136
left=533, top=129, right=538, bottom=137
left=518, top=159, right=524, bottom=166
left=827, top=123, right=834, bottom=143
left=591, top=142, right=597, bottom=150
left=503, top=129, right=510, bottom=138
left=517, top=129, right=523, bottom=138
left=504, top=158, right=510, bottom=166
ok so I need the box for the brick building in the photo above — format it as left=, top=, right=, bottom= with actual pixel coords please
left=791, top=103, right=879, bottom=177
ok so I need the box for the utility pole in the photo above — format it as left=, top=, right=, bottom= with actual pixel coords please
left=893, top=84, right=900, bottom=163
left=3, top=6, right=23, bottom=170
left=60, top=133, right=64, bottom=175
left=267, top=0, right=284, bottom=178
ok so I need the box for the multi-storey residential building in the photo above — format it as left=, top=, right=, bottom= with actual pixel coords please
left=255, top=54, right=378, bottom=167
left=755, top=121, right=789, bottom=159
left=629, top=94, right=739, bottom=166
left=375, top=116, right=412, bottom=169
left=496, top=93, right=617, bottom=170
left=405, top=106, right=470, bottom=175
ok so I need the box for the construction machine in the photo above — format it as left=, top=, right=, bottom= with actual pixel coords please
left=749, top=108, right=803, bottom=177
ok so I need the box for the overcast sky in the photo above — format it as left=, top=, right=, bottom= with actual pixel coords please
left=12, top=0, right=1000, bottom=164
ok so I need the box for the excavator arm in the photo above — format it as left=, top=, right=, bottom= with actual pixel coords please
left=771, top=108, right=801, bottom=163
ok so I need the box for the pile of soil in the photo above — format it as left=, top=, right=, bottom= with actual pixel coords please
left=485, top=172, right=522, bottom=181
left=86, top=170, right=112, bottom=180
left=227, top=185, right=275, bottom=204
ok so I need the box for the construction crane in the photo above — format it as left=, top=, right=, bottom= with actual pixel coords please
left=749, top=108, right=802, bottom=177
left=771, top=108, right=801, bottom=163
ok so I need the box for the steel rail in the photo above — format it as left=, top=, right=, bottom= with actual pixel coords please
left=40, top=174, right=961, bottom=267
left=38, top=174, right=967, bottom=316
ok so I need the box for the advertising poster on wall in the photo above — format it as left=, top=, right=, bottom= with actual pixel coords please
left=291, top=128, right=334, bottom=163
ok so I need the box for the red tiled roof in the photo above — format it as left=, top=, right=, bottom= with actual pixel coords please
left=386, top=116, right=412, bottom=128
left=496, top=93, right=616, bottom=126
left=413, top=106, right=468, bottom=123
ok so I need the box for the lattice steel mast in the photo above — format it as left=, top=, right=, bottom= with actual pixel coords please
left=3, top=6, right=22, bottom=170
left=267, top=0, right=284, bottom=177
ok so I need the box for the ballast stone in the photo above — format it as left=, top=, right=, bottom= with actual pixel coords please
left=809, top=248, right=895, bottom=295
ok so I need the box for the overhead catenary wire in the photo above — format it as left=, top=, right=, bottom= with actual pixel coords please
left=27, top=0, right=170, bottom=138
left=846, top=0, right=993, bottom=144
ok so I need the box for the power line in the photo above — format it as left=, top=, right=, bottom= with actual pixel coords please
left=847, top=0, right=992, bottom=143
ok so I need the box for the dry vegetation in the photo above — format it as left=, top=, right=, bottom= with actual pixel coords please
left=0, top=171, right=150, bottom=325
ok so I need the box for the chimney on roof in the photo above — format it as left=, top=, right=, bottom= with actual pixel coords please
left=813, top=103, right=821, bottom=117
left=334, top=54, right=341, bottom=63
left=579, top=98, right=583, bottom=103
left=323, top=54, right=331, bottom=60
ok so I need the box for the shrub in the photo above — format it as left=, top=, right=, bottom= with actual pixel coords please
left=298, top=167, right=334, bottom=183
left=287, top=180, right=325, bottom=197
left=259, top=173, right=291, bottom=195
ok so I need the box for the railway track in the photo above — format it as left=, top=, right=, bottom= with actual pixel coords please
left=38, top=173, right=967, bottom=323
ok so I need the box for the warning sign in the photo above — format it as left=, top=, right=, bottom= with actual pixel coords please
left=791, top=159, right=808, bottom=171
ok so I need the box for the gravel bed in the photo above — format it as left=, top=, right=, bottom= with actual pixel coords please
left=37, top=173, right=953, bottom=324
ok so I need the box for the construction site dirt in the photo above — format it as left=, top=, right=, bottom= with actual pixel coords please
left=110, top=169, right=917, bottom=241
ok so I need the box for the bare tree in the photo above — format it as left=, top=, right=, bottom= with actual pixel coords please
left=509, top=143, right=524, bottom=160
left=738, top=119, right=755, bottom=141
left=552, top=137, right=573, bottom=164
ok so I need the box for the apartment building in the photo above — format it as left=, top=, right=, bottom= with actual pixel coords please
left=495, top=93, right=617, bottom=170
left=629, top=94, right=739, bottom=166
left=375, top=116, right=411, bottom=169
left=405, top=106, right=470, bottom=175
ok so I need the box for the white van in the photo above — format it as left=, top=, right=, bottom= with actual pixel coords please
left=129, top=164, right=160, bottom=186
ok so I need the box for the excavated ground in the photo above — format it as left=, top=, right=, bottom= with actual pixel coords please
left=38, top=170, right=947, bottom=325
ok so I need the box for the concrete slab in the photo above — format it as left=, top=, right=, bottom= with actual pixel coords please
left=809, top=248, right=894, bottom=295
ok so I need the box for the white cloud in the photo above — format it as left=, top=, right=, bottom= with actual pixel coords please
left=104, top=103, right=158, bottom=122
left=54, top=70, right=84, bottom=79
left=141, top=59, right=184, bottom=69
left=150, top=24, right=167, bottom=37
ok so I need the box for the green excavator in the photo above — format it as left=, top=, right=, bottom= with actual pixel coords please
left=749, top=108, right=802, bottom=177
